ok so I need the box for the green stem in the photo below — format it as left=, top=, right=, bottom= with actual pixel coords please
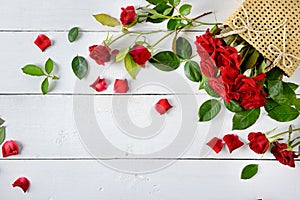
left=152, top=31, right=175, bottom=48
left=291, top=141, right=300, bottom=148
left=269, top=128, right=300, bottom=140
left=106, top=32, right=129, bottom=46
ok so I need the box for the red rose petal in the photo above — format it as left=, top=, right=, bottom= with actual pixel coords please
left=155, top=99, right=173, bottom=115
left=223, top=134, right=244, bottom=153
left=2, top=140, right=19, bottom=157
left=12, top=177, right=30, bottom=193
left=89, top=45, right=98, bottom=53
left=114, top=79, right=129, bottom=93
left=112, top=49, right=120, bottom=55
left=90, top=77, right=107, bottom=92
left=206, top=137, right=224, bottom=153
left=34, top=34, right=51, bottom=52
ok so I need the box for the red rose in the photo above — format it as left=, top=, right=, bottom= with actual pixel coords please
left=209, top=77, right=232, bottom=102
left=271, top=141, right=297, bottom=167
left=232, top=73, right=267, bottom=109
left=90, top=77, right=107, bottom=92
left=89, top=45, right=111, bottom=66
left=199, top=55, right=218, bottom=78
left=114, top=79, right=129, bottom=93
left=2, top=140, right=19, bottom=157
left=12, top=177, right=30, bottom=193
left=220, top=65, right=240, bottom=85
left=155, top=99, right=172, bottom=115
left=216, top=46, right=241, bottom=71
left=248, top=132, right=270, bottom=154
left=120, top=6, right=136, bottom=26
left=129, top=45, right=151, bottom=66
left=223, top=134, right=244, bottom=153
left=207, top=137, right=224, bottom=153
left=195, top=29, right=222, bottom=56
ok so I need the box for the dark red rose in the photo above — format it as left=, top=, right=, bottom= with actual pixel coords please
left=271, top=141, right=297, bottom=167
left=216, top=46, right=241, bottom=71
left=207, top=137, right=224, bottom=153
left=232, top=73, right=267, bottom=109
left=209, top=77, right=232, bottom=102
left=120, top=6, right=136, bottom=26
left=34, top=34, right=51, bottom=52
left=129, top=45, right=151, bottom=66
left=248, top=132, right=270, bottom=154
left=2, top=140, right=19, bottom=157
left=195, top=29, right=222, bottom=56
left=155, top=99, right=172, bottom=115
left=89, top=45, right=111, bottom=66
left=114, top=79, right=129, bottom=93
left=220, top=65, right=240, bottom=85
left=12, top=177, right=30, bottom=193
left=90, top=77, right=107, bottom=92
left=223, top=134, right=244, bottom=153
left=199, top=56, right=218, bottom=78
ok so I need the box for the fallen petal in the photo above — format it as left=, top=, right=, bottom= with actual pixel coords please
left=155, top=99, right=172, bottom=115
left=12, top=177, right=30, bottom=193
left=2, top=140, right=19, bottom=157
left=34, top=34, right=51, bottom=52
left=114, top=79, right=129, bottom=93
left=90, top=77, right=107, bottom=92
left=223, top=134, right=244, bottom=153
left=206, top=137, right=224, bottom=153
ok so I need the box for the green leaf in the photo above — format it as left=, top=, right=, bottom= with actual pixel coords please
left=167, top=19, right=185, bottom=30
left=22, top=65, right=45, bottom=76
left=241, top=164, right=258, bottom=180
left=232, top=108, right=260, bottom=130
left=266, top=67, right=284, bottom=81
left=163, top=7, right=173, bottom=15
left=268, top=105, right=299, bottom=122
left=71, top=56, right=88, bottom=80
left=204, top=83, right=220, bottom=98
left=184, top=61, right=201, bottom=82
left=147, top=4, right=173, bottom=23
left=68, top=27, right=79, bottom=42
left=45, top=58, right=54, bottom=74
left=93, top=14, right=120, bottom=27
left=116, top=48, right=129, bottom=62
left=176, top=37, right=192, bottom=59
left=146, top=0, right=167, bottom=5
left=225, top=100, right=243, bottom=113
left=242, top=49, right=260, bottom=70
left=287, top=82, right=299, bottom=91
left=149, top=51, right=180, bottom=71
left=268, top=80, right=296, bottom=105
left=198, top=99, right=221, bottom=121
left=169, top=0, right=180, bottom=6
left=0, top=126, right=5, bottom=145
left=0, top=118, right=4, bottom=126
left=264, top=98, right=279, bottom=113
left=294, top=99, right=300, bottom=111
left=179, top=4, right=192, bottom=16
left=41, top=77, right=49, bottom=95
left=124, top=53, right=139, bottom=79
left=52, top=75, right=60, bottom=80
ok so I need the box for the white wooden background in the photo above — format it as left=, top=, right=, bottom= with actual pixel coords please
left=0, top=0, right=300, bottom=199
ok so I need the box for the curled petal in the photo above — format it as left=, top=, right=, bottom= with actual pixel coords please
left=2, top=140, right=19, bottom=157
left=155, top=99, right=173, bottom=115
left=12, top=177, right=30, bottom=193
left=114, top=79, right=129, bottom=93
left=206, top=137, right=224, bottom=153
left=90, top=77, right=107, bottom=92
left=34, top=34, right=51, bottom=52
left=223, top=134, right=244, bottom=153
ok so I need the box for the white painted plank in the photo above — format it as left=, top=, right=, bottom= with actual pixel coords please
left=0, top=160, right=299, bottom=199
left=1, top=95, right=299, bottom=159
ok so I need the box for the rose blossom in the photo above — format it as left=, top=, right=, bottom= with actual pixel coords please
left=2, top=140, right=19, bottom=157
left=223, top=134, right=244, bottom=153
left=120, top=6, right=136, bottom=26
left=195, top=29, right=222, bottom=56
left=129, top=45, right=151, bottom=66
left=12, top=177, right=30, bottom=193
left=209, top=77, right=232, bottom=102
left=271, top=141, right=297, bottom=167
left=248, top=132, right=270, bottom=154
left=89, top=45, right=111, bottom=66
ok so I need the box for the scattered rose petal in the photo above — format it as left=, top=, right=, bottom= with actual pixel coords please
left=2, top=140, right=19, bottom=157
left=12, top=177, right=30, bottom=193
left=34, top=34, right=51, bottom=52
left=206, top=137, right=224, bottom=153
left=114, top=79, right=129, bottom=93
left=223, top=134, right=244, bottom=153
left=155, top=99, right=173, bottom=115
left=90, top=77, right=107, bottom=92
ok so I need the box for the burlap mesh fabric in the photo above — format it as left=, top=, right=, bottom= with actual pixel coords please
left=224, top=0, right=300, bottom=77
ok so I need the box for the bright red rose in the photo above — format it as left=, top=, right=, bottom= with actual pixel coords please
left=2, top=140, right=19, bottom=157
left=207, top=137, right=224, bottom=153
left=216, top=46, right=241, bottom=71
left=248, top=132, right=270, bottom=154
left=120, top=6, right=136, bottom=26
left=271, top=141, right=297, bottom=167
left=155, top=99, right=172, bottom=115
left=90, top=77, right=107, bottom=92
left=34, top=34, right=51, bottom=52
left=209, top=77, right=232, bottom=102
left=195, top=29, right=222, bottom=56
left=12, top=177, right=30, bottom=193
left=89, top=45, right=111, bottom=66
left=114, top=79, right=129, bottom=93
left=232, top=73, right=267, bottom=109
left=220, top=65, right=240, bottom=85
left=129, top=45, right=151, bottom=66
left=223, top=134, right=244, bottom=153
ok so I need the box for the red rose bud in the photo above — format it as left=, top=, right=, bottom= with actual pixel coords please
left=12, top=177, right=30, bottom=193
left=129, top=45, right=151, bottom=66
left=155, top=99, right=172, bottom=115
left=114, top=79, right=129, bottom=93
left=207, top=137, right=224, bottom=153
left=271, top=141, right=297, bottom=168
left=34, top=34, right=51, bottom=52
left=2, top=140, right=19, bottom=157
left=120, top=6, right=137, bottom=26
left=90, top=77, right=107, bottom=92
left=223, top=134, right=244, bottom=153
left=89, top=45, right=111, bottom=66
left=248, top=132, right=270, bottom=154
